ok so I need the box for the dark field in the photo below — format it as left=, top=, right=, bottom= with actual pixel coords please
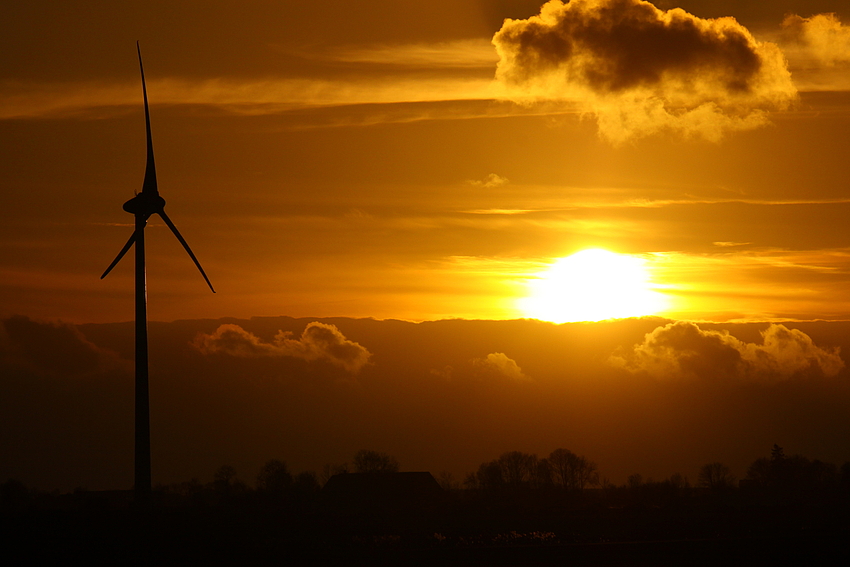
left=4, top=479, right=849, bottom=566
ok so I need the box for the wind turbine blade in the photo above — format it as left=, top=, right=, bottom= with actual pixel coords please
left=158, top=210, right=216, bottom=293
left=101, top=230, right=138, bottom=279
left=137, top=41, right=158, bottom=196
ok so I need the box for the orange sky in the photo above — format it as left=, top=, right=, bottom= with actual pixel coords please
left=4, top=1, right=850, bottom=492
left=3, top=0, right=850, bottom=324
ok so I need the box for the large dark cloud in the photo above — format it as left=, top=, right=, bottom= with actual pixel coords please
left=493, top=0, right=796, bottom=142
left=192, top=322, right=371, bottom=373
left=611, top=321, right=844, bottom=380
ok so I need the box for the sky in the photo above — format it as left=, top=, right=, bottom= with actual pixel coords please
left=3, top=1, right=850, bottom=490
left=3, top=0, right=850, bottom=324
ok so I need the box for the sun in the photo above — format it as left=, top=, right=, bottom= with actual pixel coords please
left=517, top=249, right=668, bottom=323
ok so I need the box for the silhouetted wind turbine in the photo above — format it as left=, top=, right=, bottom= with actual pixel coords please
left=101, top=42, right=215, bottom=503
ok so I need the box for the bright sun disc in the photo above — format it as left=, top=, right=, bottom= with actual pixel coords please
left=518, top=249, right=668, bottom=323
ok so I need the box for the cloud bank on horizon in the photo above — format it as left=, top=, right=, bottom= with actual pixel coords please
left=492, top=0, right=797, bottom=143
left=4, top=315, right=850, bottom=492
left=0, top=315, right=124, bottom=377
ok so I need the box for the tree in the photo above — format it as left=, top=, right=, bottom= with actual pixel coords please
left=213, top=465, right=247, bottom=496
left=498, top=451, right=538, bottom=486
left=771, top=444, right=785, bottom=465
left=746, top=446, right=839, bottom=492
left=256, top=459, right=293, bottom=493
left=574, top=456, right=600, bottom=490
left=353, top=450, right=399, bottom=473
left=698, top=462, right=735, bottom=489
left=292, top=471, right=320, bottom=494
left=475, top=460, right=504, bottom=489
left=472, top=451, right=540, bottom=489
left=548, top=448, right=600, bottom=490
left=534, top=457, right=554, bottom=489
left=668, top=472, right=688, bottom=490
left=746, top=457, right=772, bottom=486
left=627, top=473, right=643, bottom=490
left=320, top=463, right=349, bottom=486
left=437, top=471, right=459, bottom=491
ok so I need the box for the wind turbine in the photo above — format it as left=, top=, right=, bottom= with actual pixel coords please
left=101, top=42, right=215, bottom=503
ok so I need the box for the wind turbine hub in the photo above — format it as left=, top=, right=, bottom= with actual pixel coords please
left=123, top=192, right=166, bottom=216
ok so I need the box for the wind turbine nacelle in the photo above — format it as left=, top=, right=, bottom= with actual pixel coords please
left=123, top=192, right=166, bottom=216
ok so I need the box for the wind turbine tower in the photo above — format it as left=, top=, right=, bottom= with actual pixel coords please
left=101, top=43, right=215, bottom=502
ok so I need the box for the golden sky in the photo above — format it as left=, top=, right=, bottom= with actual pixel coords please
left=4, top=1, right=850, bottom=491
left=3, top=0, right=850, bottom=325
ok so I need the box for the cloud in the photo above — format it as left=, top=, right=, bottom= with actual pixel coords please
left=492, top=0, right=796, bottom=143
left=429, top=365, right=454, bottom=380
left=473, top=352, right=530, bottom=381
left=468, top=173, right=510, bottom=188
left=0, top=315, right=121, bottom=376
left=781, top=13, right=850, bottom=67
left=321, top=39, right=499, bottom=68
left=610, top=321, right=844, bottom=380
left=192, top=322, right=371, bottom=373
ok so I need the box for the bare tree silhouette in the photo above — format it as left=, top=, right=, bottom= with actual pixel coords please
left=256, top=459, right=293, bottom=494
left=698, top=462, right=735, bottom=489
left=353, top=450, right=399, bottom=473
left=548, top=448, right=600, bottom=490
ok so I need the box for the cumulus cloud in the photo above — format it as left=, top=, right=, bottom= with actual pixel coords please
left=781, top=13, right=850, bottom=66
left=492, top=0, right=796, bottom=143
left=468, top=173, right=510, bottom=188
left=610, top=321, right=844, bottom=380
left=0, top=315, right=122, bottom=376
left=473, top=352, right=530, bottom=381
left=192, top=322, right=371, bottom=373
left=430, top=365, right=454, bottom=380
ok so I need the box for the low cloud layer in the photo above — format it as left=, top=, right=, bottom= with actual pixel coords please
left=192, top=322, right=371, bottom=373
left=611, top=321, right=844, bottom=380
left=473, top=352, right=529, bottom=381
left=493, top=0, right=796, bottom=143
left=781, top=13, right=850, bottom=66
left=0, top=316, right=121, bottom=377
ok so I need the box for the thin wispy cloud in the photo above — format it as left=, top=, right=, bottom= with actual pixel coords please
left=312, top=39, right=499, bottom=68
left=0, top=76, right=501, bottom=120
left=462, top=209, right=537, bottom=215
left=650, top=248, right=850, bottom=321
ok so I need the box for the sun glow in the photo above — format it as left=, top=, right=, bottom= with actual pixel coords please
left=518, top=249, right=668, bottom=323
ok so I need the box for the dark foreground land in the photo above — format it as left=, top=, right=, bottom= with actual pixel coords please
left=3, top=484, right=850, bottom=566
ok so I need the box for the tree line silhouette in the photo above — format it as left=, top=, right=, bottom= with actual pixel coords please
left=4, top=445, right=849, bottom=511
left=3, top=446, right=850, bottom=564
